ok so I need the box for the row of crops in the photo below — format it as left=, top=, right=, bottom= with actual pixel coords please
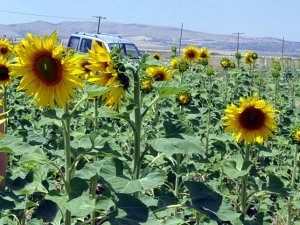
left=0, top=32, right=300, bottom=225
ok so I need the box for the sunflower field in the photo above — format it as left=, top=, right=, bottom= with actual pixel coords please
left=0, top=31, right=300, bottom=225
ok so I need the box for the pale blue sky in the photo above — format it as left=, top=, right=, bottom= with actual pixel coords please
left=0, top=0, right=299, bottom=41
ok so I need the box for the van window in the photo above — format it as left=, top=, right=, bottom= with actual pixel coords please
left=67, top=36, right=80, bottom=50
left=79, top=38, right=92, bottom=53
left=125, top=44, right=141, bottom=59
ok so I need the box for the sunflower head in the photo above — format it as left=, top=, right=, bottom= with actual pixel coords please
left=222, top=94, right=277, bottom=144
left=183, top=45, right=199, bottom=62
left=244, top=51, right=257, bottom=65
left=290, top=125, right=300, bottom=144
left=176, top=91, right=192, bottom=106
left=178, top=59, right=189, bottom=73
left=170, top=57, right=179, bottom=70
left=146, top=66, right=171, bottom=81
left=220, top=58, right=230, bottom=69
left=140, top=75, right=153, bottom=93
left=153, top=52, right=161, bottom=60
left=0, top=39, right=13, bottom=58
left=0, top=56, right=13, bottom=85
left=198, top=47, right=211, bottom=59
left=13, top=32, right=85, bottom=109
left=272, top=69, right=280, bottom=78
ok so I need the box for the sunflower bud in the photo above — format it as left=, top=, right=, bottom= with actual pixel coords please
left=206, top=66, right=215, bottom=76
left=140, top=76, right=153, bottom=93
left=178, top=59, right=189, bottom=73
left=176, top=91, right=192, bottom=106
left=235, top=51, right=242, bottom=60
left=153, top=52, right=161, bottom=60
left=199, top=58, right=209, bottom=66
left=171, top=46, right=177, bottom=53
left=229, top=62, right=236, bottom=69
left=252, top=52, right=258, bottom=60
left=271, top=69, right=280, bottom=78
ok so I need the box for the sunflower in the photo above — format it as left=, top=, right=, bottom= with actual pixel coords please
left=290, top=125, right=300, bottom=144
left=183, top=45, right=199, bottom=62
left=176, top=91, right=192, bottom=106
left=244, top=51, right=254, bottom=65
left=140, top=75, right=153, bottom=93
left=198, top=47, right=211, bottom=59
left=0, top=39, right=13, bottom=58
left=220, top=58, right=230, bottom=69
left=12, top=32, right=84, bottom=109
left=0, top=56, right=13, bottom=85
left=223, top=94, right=277, bottom=144
left=153, top=52, right=161, bottom=60
left=170, top=57, right=179, bottom=70
left=146, top=66, right=171, bottom=81
left=87, top=40, right=127, bottom=110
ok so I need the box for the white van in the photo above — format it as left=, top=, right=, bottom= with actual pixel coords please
left=67, top=32, right=142, bottom=59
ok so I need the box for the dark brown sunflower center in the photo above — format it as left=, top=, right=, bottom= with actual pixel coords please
left=201, top=52, right=207, bottom=58
left=153, top=72, right=165, bottom=81
left=0, top=65, right=9, bottom=81
left=81, top=61, right=91, bottom=73
left=0, top=46, right=8, bottom=55
left=154, top=55, right=160, bottom=60
left=239, top=107, right=265, bottom=130
left=33, top=52, right=62, bottom=85
left=188, top=51, right=196, bottom=59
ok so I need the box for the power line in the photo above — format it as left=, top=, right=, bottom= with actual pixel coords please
left=0, top=10, right=93, bottom=21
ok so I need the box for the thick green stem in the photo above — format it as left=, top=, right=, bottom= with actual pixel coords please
left=174, top=154, right=181, bottom=198
left=250, top=65, right=255, bottom=95
left=224, top=71, right=228, bottom=105
left=287, top=145, right=298, bottom=225
left=240, top=145, right=250, bottom=215
left=91, top=180, right=97, bottom=225
left=94, top=97, right=98, bottom=129
left=62, top=107, right=72, bottom=225
left=206, top=75, right=212, bottom=154
left=129, top=66, right=142, bottom=181
left=274, top=76, right=279, bottom=108
left=0, top=86, right=7, bottom=188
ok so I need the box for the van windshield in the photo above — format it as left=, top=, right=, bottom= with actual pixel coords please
left=108, top=43, right=141, bottom=59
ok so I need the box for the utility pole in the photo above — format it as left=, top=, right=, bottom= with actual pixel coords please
left=93, top=16, right=106, bottom=34
left=281, top=36, right=285, bottom=58
left=178, top=22, right=183, bottom=54
left=232, top=32, right=244, bottom=52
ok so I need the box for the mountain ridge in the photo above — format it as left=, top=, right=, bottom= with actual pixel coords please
left=1, top=20, right=299, bottom=57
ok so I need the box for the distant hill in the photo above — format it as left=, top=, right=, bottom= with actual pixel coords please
left=1, top=20, right=300, bottom=57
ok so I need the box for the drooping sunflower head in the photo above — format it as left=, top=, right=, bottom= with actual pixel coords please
left=229, top=62, right=236, bottom=69
left=0, top=39, right=13, bottom=58
left=220, top=58, right=230, bottom=69
left=0, top=56, right=13, bottom=85
left=153, top=52, right=161, bottom=60
left=183, top=45, right=199, bottom=62
left=146, top=66, right=171, bottom=81
left=170, top=57, right=179, bottom=70
left=13, top=32, right=85, bottom=109
left=222, top=94, right=277, bottom=144
left=244, top=51, right=255, bottom=65
left=198, top=47, right=211, bottom=59
left=176, top=91, right=192, bottom=106
left=290, top=125, right=300, bottom=145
